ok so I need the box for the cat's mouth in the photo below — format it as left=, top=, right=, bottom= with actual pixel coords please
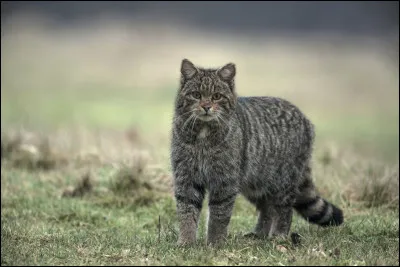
left=198, top=114, right=215, bottom=122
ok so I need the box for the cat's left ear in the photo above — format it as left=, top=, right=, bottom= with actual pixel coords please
left=217, top=63, right=236, bottom=82
left=181, top=59, right=198, bottom=80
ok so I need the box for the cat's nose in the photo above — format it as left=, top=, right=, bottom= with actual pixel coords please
left=202, top=106, right=211, bottom=113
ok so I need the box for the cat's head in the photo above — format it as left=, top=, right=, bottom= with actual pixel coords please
left=175, top=59, right=237, bottom=123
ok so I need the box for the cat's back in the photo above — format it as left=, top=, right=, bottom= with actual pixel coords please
left=237, top=96, right=311, bottom=127
left=234, top=96, right=315, bottom=156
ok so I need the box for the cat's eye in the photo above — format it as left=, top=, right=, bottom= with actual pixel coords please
left=191, top=92, right=201, bottom=99
left=212, top=93, right=222, bottom=100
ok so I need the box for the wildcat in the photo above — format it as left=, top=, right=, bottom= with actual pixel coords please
left=170, top=59, right=343, bottom=246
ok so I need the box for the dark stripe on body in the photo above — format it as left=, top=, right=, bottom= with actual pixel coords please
left=209, top=193, right=237, bottom=206
left=236, top=100, right=250, bottom=176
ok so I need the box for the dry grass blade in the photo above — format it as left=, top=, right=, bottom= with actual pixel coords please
left=1, top=130, right=63, bottom=171
left=109, top=157, right=151, bottom=195
left=346, top=162, right=399, bottom=209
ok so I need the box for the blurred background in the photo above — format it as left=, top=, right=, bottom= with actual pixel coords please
left=1, top=1, right=399, bottom=166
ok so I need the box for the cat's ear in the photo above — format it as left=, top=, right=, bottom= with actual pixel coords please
left=217, top=63, right=236, bottom=82
left=181, top=59, right=198, bottom=80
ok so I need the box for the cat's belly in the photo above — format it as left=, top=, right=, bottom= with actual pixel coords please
left=239, top=172, right=276, bottom=200
left=239, top=154, right=296, bottom=197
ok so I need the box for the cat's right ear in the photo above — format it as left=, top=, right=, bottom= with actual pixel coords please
left=181, top=59, right=198, bottom=80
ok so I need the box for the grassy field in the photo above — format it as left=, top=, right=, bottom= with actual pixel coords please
left=1, top=15, right=399, bottom=266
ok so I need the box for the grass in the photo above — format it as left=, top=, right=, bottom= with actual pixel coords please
left=1, top=14, right=399, bottom=266
left=1, top=159, right=399, bottom=266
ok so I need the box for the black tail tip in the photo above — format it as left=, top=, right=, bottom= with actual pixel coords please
left=320, top=204, right=344, bottom=227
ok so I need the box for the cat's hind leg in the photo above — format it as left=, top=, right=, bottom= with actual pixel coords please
left=244, top=201, right=294, bottom=239
left=244, top=196, right=279, bottom=239
left=269, top=205, right=293, bottom=237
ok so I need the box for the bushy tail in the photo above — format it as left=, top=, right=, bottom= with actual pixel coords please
left=294, top=173, right=343, bottom=227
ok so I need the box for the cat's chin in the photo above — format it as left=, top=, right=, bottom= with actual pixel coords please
left=198, top=114, right=215, bottom=122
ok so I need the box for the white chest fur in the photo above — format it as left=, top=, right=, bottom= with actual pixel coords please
left=198, top=126, right=209, bottom=139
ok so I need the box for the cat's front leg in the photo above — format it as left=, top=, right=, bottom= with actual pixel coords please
left=207, top=187, right=238, bottom=246
left=174, top=179, right=205, bottom=246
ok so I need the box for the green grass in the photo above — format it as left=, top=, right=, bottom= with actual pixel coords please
left=1, top=16, right=399, bottom=265
left=1, top=164, right=399, bottom=266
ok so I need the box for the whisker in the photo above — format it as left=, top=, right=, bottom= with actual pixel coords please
left=216, top=112, right=229, bottom=129
left=182, top=113, right=196, bottom=132
left=178, top=109, right=196, bottom=118
left=215, top=113, right=222, bottom=128
left=190, top=115, right=199, bottom=134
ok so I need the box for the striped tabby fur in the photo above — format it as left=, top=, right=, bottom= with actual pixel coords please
left=171, top=59, right=343, bottom=246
